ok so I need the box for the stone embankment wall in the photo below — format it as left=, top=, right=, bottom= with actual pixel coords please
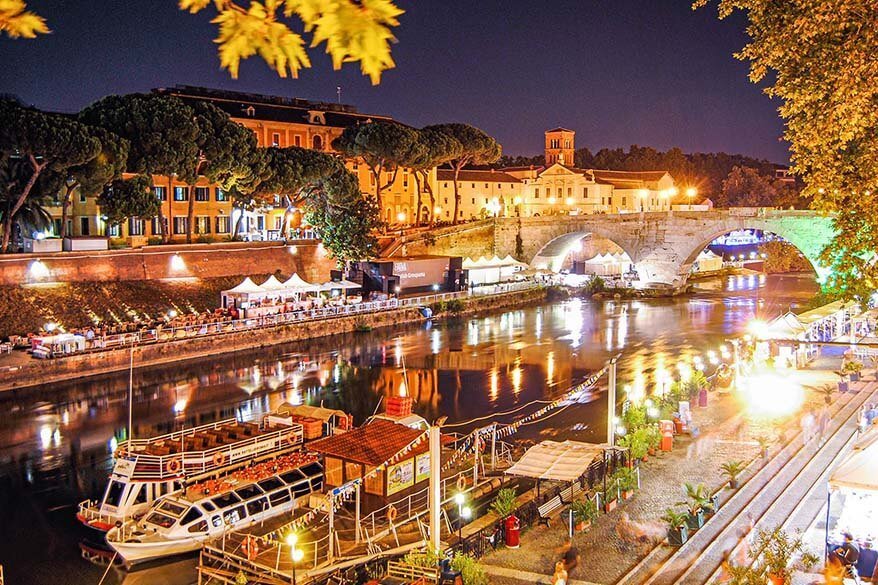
left=0, top=286, right=547, bottom=393
left=0, top=240, right=336, bottom=286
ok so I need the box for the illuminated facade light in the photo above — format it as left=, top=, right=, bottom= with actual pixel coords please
left=29, top=259, right=50, bottom=279
left=170, top=253, right=186, bottom=272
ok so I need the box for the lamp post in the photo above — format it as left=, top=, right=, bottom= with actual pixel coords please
left=454, top=492, right=471, bottom=551
left=286, top=533, right=304, bottom=585
left=685, top=187, right=697, bottom=210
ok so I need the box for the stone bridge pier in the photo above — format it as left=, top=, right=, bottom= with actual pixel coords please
left=392, top=210, right=836, bottom=289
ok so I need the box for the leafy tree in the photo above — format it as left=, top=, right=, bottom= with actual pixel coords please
left=179, top=0, right=403, bottom=84
left=0, top=99, right=101, bottom=251
left=302, top=165, right=380, bottom=263
left=80, top=93, right=201, bottom=243
left=332, top=121, right=419, bottom=217
left=185, top=101, right=259, bottom=243
left=98, top=174, right=160, bottom=227
left=0, top=0, right=48, bottom=38
left=43, top=126, right=130, bottom=239
left=407, top=127, right=458, bottom=226
left=758, top=240, right=813, bottom=274
left=718, top=166, right=777, bottom=207
left=425, top=124, right=501, bottom=224
left=695, top=0, right=878, bottom=298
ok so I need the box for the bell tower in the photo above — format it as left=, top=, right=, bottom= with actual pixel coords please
left=545, top=127, right=575, bottom=166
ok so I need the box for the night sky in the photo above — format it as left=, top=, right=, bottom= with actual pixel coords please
left=1, top=0, right=789, bottom=162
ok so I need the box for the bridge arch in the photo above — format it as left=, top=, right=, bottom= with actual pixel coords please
left=530, top=229, right=638, bottom=273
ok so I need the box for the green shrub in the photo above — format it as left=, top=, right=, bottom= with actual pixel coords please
left=546, top=285, right=569, bottom=301
left=489, top=488, right=517, bottom=519
left=430, top=300, right=446, bottom=314
left=147, top=236, right=163, bottom=245
left=571, top=498, right=598, bottom=523
left=445, top=299, right=465, bottom=314
left=450, top=553, right=488, bottom=585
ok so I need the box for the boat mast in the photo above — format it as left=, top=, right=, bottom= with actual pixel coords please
left=128, top=345, right=134, bottom=441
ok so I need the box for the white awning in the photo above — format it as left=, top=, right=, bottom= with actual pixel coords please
left=282, top=273, right=320, bottom=292
left=505, top=440, right=609, bottom=482
left=260, top=275, right=287, bottom=291
left=830, top=440, right=878, bottom=492
left=323, top=279, right=362, bottom=290
left=223, top=277, right=264, bottom=295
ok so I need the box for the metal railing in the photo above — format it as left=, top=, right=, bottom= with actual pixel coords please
left=115, top=422, right=303, bottom=480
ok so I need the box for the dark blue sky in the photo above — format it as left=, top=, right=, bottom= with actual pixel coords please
left=0, top=0, right=789, bottom=162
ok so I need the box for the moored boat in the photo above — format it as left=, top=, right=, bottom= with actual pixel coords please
left=106, top=452, right=324, bottom=565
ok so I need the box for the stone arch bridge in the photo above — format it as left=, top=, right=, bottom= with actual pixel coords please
left=391, top=210, right=835, bottom=288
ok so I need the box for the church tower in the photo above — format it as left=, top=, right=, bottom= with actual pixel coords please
left=545, top=127, right=575, bottom=166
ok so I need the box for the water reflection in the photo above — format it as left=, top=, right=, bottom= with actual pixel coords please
left=0, top=274, right=817, bottom=585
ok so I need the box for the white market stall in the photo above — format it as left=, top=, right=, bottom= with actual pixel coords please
left=580, top=253, right=628, bottom=277
left=320, top=279, right=362, bottom=300
left=282, top=273, right=321, bottom=296
left=463, top=255, right=527, bottom=286
left=824, top=437, right=878, bottom=578
left=220, top=277, right=266, bottom=308
left=31, top=333, right=86, bottom=358
left=691, top=249, right=724, bottom=274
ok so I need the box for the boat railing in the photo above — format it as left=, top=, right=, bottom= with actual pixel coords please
left=116, top=418, right=240, bottom=452
left=207, top=524, right=338, bottom=575
left=77, top=498, right=119, bottom=526
left=117, top=424, right=304, bottom=480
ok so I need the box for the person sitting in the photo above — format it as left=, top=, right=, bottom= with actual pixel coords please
left=832, top=533, right=861, bottom=584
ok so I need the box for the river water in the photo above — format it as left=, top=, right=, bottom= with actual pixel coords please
left=0, top=273, right=817, bottom=585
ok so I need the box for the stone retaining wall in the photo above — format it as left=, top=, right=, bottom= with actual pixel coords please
left=0, top=240, right=336, bottom=286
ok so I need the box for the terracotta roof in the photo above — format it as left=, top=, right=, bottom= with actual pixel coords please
left=437, top=169, right=522, bottom=183
left=590, top=170, right=670, bottom=182
left=498, top=165, right=545, bottom=173
left=308, top=419, right=427, bottom=466
left=546, top=127, right=575, bottom=133
left=156, top=85, right=395, bottom=129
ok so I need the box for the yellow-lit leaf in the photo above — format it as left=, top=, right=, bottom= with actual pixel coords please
left=0, top=0, right=49, bottom=38
left=178, top=0, right=212, bottom=14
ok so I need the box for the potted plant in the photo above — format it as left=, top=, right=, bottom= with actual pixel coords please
left=616, top=468, right=638, bottom=499
left=819, top=383, right=835, bottom=405
left=721, top=460, right=745, bottom=490
left=662, top=508, right=689, bottom=546
left=489, top=488, right=517, bottom=521
left=602, top=483, right=618, bottom=512
left=843, top=359, right=863, bottom=383
left=646, top=425, right=661, bottom=456
left=753, top=527, right=819, bottom=585
left=835, top=370, right=849, bottom=393
left=678, top=482, right=709, bottom=530
left=757, top=435, right=771, bottom=459
left=571, top=499, right=598, bottom=532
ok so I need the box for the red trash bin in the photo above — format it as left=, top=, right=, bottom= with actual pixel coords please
left=659, top=419, right=674, bottom=452
left=504, top=515, right=520, bottom=548
left=698, top=388, right=708, bottom=407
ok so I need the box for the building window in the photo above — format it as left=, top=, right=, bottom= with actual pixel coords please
left=195, top=187, right=210, bottom=202
left=52, top=218, right=61, bottom=236
left=256, top=216, right=265, bottom=231
left=484, top=183, right=488, bottom=188
left=271, top=132, right=280, bottom=147
left=312, top=135, right=323, bottom=150
left=443, top=182, right=448, bottom=188
left=173, top=217, right=188, bottom=235
left=444, top=198, right=448, bottom=204
left=79, top=191, right=86, bottom=203
left=80, top=217, right=90, bottom=236
left=294, top=135, right=301, bottom=147
left=151, top=217, right=162, bottom=236
left=107, top=223, right=121, bottom=237
left=471, top=198, right=475, bottom=205
left=173, top=186, right=189, bottom=202
left=498, top=183, right=502, bottom=189
left=557, top=188, right=562, bottom=197
left=568, top=188, right=572, bottom=197
left=128, top=218, right=145, bottom=236
left=622, top=197, right=627, bottom=206
left=583, top=187, right=588, bottom=198
left=471, top=183, right=475, bottom=189
left=215, top=187, right=228, bottom=202
left=535, top=188, right=540, bottom=199
left=274, top=216, right=282, bottom=230
left=195, top=216, right=211, bottom=234
left=216, top=216, right=230, bottom=234
left=352, top=161, right=358, bottom=171
left=153, top=186, right=166, bottom=201
left=403, top=170, right=409, bottom=188
left=484, top=198, right=488, bottom=204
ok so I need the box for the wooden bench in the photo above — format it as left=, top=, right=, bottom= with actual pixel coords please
left=538, top=495, right=564, bottom=527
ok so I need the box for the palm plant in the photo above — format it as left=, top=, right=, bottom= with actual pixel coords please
left=721, top=460, right=745, bottom=489
left=0, top=200, right=54, bottom=251
left=489, top=488, right=517, bottom=519
left=677, top=482, right=710, bottom=529
left=818, top=383, right=835, bottom=405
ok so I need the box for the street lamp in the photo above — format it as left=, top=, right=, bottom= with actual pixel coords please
left=638, top=189, right=649, bottom=212
left=685, top=187, right=697, bottom=210
left=286, top=532, right=304, bottom=585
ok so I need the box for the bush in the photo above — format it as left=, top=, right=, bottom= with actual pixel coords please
left=545, top=285, right=569, bottom=301
left=489, top=488, right=517, bottom=519
left=571, top=498, right=598, bottom=524
left=582, top=275, right=605, bottom=295
left=445, top=299, right=465, bottom=314
left=147, top=236, right=163, bottom=245
left=450, top=553, right=488, bottom=585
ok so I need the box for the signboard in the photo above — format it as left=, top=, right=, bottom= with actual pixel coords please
left=393, top=258, right=449, bottom=289
left=386, top=459, right=415, bottom=496
left=415, top=452, right=431, bottom=483
left=113, top=458, right=136, bottom=478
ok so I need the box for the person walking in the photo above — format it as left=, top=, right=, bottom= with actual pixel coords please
left=817, top=405, right=830, bottom=445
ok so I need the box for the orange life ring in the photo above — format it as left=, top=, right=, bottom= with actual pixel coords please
left=166, top=458, right=182, bottom=474
left=244, top=535, right=259, bottom=560
left=456, top=475, right=467, bottom=491
left=213, top=452, right=226, bottom=467
left=287, top=432, right=298, bottom=445
left=387, top=505, right=398, bottom=523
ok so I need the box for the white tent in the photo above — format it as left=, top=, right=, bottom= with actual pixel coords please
left=282, top=273, right=320, bottom=293
left=764, top=312, right=807, bottom=340
left=830, top=441, right=878, bottom=492
left=693, top=249, right=724, bottom=273
left=260, top=275, right=287, bottom=292
left=322, top=279, right=362, bottom=290
left=505, top=440, right=608, bottom=482
left=221, top=277, right=266, bottom=307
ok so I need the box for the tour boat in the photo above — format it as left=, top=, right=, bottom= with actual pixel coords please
left=711, top=230, right=762, bottom=247
left=77, top=416, right=305, bottom=532
left=106, top=453, right=324, bottom=565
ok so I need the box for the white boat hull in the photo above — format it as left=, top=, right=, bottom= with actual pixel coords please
left=107, top=529, right=205, bottom=565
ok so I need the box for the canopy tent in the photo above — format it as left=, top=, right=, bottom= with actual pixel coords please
left=829, top=441, right=878, bottom=492
left=322, top=279, right=362, bottom=290
left=221, top=277, right=267, bottom=307
left=764, top=312, right=808, bottom=340
left=505, top=440, right=609, bottom=482
left=693, top=249, right=724, bottom=273
left=465, top=254, right=528, bottom=285
left=259, top=275, right=287, bottom=292
left=282, top=273, right=321, bottom=293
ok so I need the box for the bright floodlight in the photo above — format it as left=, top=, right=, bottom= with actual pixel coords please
left=396, top=212, right=406, bottom=222
left=29, top=259, right=50, bottom=279
left=686, top=187, right=698, bottom=197
left=170, top=253, right=186, bottom=272
left=454, top=492, right=465, bottom=506
left=747, top=319, right=769, bottom=339
left=44, top=322, right=57, bottom=332
left=286, top=533, right=298, bottom=547
left=739, top=373, right=804, bottom=419
left=291, top=548, right=304, bottom=562
left=461, top=506, right=472, bottom=520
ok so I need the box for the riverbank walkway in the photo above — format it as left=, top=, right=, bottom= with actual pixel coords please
left=481, top=362, right=869, bottom=585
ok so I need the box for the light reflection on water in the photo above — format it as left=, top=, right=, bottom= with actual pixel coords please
left=0, top=274, right=817, bottom=585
